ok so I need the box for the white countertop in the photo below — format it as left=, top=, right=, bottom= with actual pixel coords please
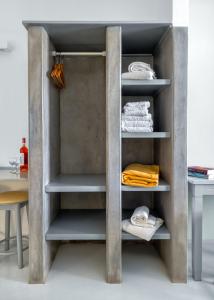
left=188, top=176, right=214, bottom=185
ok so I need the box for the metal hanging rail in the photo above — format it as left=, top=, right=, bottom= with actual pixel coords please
left=52, top=51, right=106, bottom=57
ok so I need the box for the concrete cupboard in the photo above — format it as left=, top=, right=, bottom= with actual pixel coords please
left=24, top=21, right=188, bottom=284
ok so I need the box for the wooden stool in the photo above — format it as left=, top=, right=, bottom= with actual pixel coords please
left=0, top=191, right=28, bottom=268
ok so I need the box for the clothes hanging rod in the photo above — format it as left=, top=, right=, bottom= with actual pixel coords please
left=122, top=54, right=152, bottom=57
left=52, top=51, right=106, bottom=57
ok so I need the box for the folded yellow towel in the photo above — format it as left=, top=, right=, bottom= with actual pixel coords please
left=122, top=163, right=159, bottom=187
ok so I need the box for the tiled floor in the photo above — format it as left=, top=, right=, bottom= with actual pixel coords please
left=0, top=241, right=214, bottom=300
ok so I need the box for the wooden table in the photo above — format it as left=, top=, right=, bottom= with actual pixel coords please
left=188, top=176, right=214, bottom=281
left=0, top=168, right=28, bottom=193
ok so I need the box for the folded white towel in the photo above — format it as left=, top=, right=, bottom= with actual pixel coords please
left=124, top=101, right=150, bottom=109
left=121, top=113, right=152, bottom=121
left=122, top=120, right=153, bottom=128
left=122, top=71, right=155, bottom=80
left=122, top=217, right=163, bottom=241
left=136, top=216, right=157, bottom=228
left=131, top=206, right=149, bottom=224
left=122, top=126, right=153, bottom=133
left=123, top=107, right=149, bottom=116
left=131, top=207, right=157, bottom=227
left=128, top=61, right=152, bottom=73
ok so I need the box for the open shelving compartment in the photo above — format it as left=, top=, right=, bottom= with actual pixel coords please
left=25, top=21, right=187, bottom=284
left=120, top=25, right=187, bottom=283
left=44, top=27, right=107, bottom=257
left=121, top=49, right=171, bottom=228
left=121, top=49, right=172, bottom=272
left=45, top=60, right=107, bottom=239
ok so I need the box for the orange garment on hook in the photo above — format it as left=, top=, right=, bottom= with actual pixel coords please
left=50, top=56, right=65, bottom=89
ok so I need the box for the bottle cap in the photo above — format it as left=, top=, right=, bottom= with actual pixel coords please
left=22, top=137, right=26, bottom=143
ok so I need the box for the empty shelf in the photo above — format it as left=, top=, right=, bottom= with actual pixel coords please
left=122, top=132, right=170, bottom=138
left=46, top=210, right=106, bottom=240
left=46, top=209, right=170, bottom=241
left=121, top=179, right=170, bottom=192
left=122, top=79, right=171, bottom=96
left=45, top=174, right=106, bottom=192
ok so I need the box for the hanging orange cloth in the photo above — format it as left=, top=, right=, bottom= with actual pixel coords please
left=122, top=163, right=159, bottom=187
left=50, top=56, right=65, bottom=89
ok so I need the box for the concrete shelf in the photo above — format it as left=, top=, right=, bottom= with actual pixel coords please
left=122, top=132, right=170, bottom=138
left=122, top=79, right=171, bottom=96
left=46, top=209, right=170, bottom=241
left=121, top=179, right=170, bottom=192
left=45, top=174, right=106, bottom=192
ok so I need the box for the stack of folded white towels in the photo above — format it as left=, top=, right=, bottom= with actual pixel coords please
left=122, top=101, right=153, bottom=133
left=122, top=206, right=163, bottom=241
left=122, top=61, right=156, bottom=80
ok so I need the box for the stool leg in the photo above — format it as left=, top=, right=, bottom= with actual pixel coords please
left=5, top=210, right=10, bottom=251
left=16, top=204, right=23, bottom=269
left=26, top=202, right=29, bottom=224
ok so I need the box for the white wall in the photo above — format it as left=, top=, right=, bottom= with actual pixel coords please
left=188, top=0, right=214, bottom=166
left=173, top=0, right=189, bottom=26
left=188, top=0, right=214, bottom=239
left=0, top=0, right=172, bottom=166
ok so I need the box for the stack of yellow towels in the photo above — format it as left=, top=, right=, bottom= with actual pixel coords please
left=122, top=163, right=159, bottom=187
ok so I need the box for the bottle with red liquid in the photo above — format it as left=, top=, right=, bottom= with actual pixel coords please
left=20, top=137, right=28, bottom=172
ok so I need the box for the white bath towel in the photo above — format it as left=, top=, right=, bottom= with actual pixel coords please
left=122, top=120, right=153, bottom=128
left=128, top=61, right=152, bottom=73
left=127, top=61, right=156, bottom=79
left=131, top=206, right=157, bottom=227
left=121, top=126, right=153, bottom=133
left=122, top=217, right=163, bottom=241
left=122, top=71, right=155, bottom=80
left=131, top=206, right=149, bottom=224
left=123, top=107, right=149, bottom=116
left=124, top=101, right=150, bottom=109
left=121, top=113, right=152, bottom=121
left=124, top=101, right=150, bottom=107
left=135, top=216, right=157, bottom=228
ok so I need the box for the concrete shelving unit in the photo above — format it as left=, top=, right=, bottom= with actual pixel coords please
left=24, top=21, right=188, bottom=284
